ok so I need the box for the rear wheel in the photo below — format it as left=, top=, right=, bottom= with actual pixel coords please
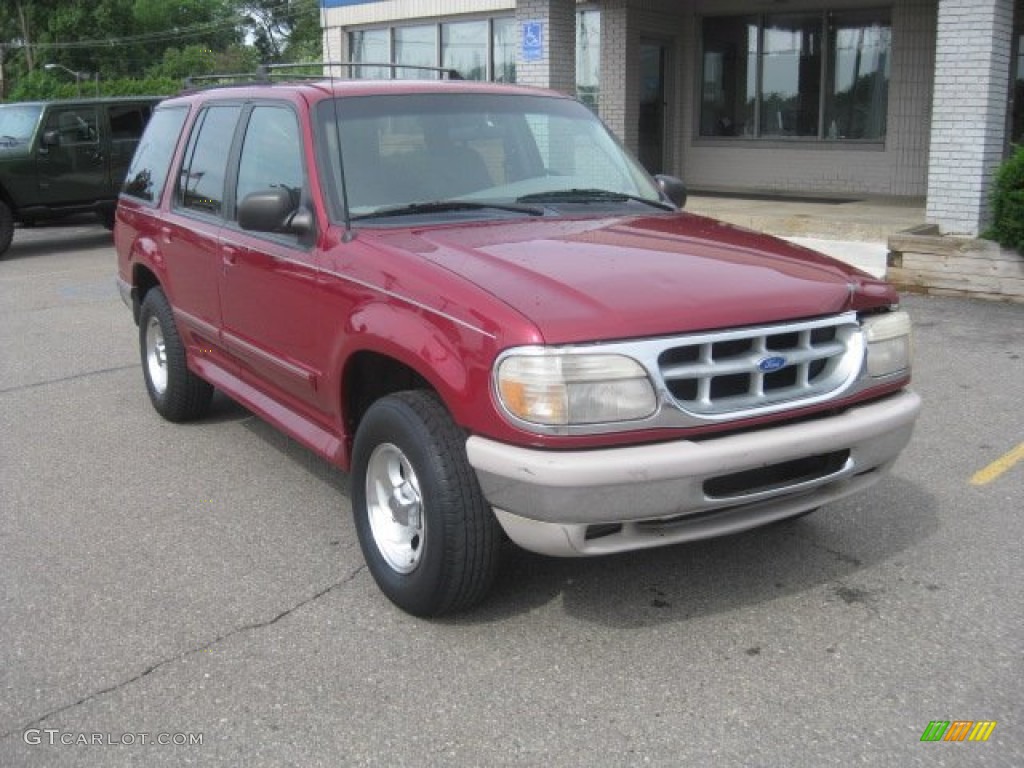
left=138, top=287, right=213, bottom=422
left=352, top=391, right=501, bottom=616
left=0, top=200, right=14, bottom=257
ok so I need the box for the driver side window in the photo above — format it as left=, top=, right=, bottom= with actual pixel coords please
left=236, top=105, right=304, bottom=220
left=47, top=107, right=98, bottom=146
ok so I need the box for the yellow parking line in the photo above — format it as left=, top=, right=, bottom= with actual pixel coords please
left=971, top=442, right=1024, bottom=486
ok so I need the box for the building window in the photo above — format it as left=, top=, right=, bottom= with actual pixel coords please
left=1013, top=26, right=1023, bottom=145
left=493, top=17, right=516, bottom=83
left=700, top=10, right=890, bottom=141
left=347, top=10, right=600, bottom=96
left=443, top=20, right=488, bottom=81
left=394, top=25, right=437, bottom=79
left=576, top=9, right=601, bottom=110
left=350, top=28, right=389, bottom=79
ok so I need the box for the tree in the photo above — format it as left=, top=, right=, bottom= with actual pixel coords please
left=0, top=0, right=319, bottom=99
left=242, top=0, right=320, bottom=63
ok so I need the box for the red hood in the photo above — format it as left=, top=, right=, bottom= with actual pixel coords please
left=368, top=212, right=895, bottom=344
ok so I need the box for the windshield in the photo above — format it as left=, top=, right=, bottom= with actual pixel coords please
left=0, top=104, right=43, bottom=145
left=316, top=93, right=663, bottom=221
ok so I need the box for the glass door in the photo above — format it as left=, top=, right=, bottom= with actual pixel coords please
left=638, top=40, right=669, bottom=174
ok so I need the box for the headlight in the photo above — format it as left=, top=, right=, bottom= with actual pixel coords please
left=862, top=310, right=912, bottom=377
left=496, top=352, right=657, bottom=426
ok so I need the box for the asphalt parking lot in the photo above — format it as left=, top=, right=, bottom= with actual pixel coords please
left=1, top=219, right=1022, bottom=767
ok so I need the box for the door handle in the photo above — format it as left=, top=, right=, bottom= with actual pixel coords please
left=222, top=245, right=238, bottom=266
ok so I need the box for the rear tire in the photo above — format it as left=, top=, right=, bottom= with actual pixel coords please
left=0, top=200, right=14, bottom=257
left=138, top=287, right=213, bottom=422
left=352, top=391, right=501, bottom=617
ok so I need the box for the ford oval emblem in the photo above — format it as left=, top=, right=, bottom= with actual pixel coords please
left=758, top=355, right=787, bottom=373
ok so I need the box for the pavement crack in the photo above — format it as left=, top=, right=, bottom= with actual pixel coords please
left=0, top=365, right=139, bottom=395
left=3, top=565, right=366, bottom=739
left=788, top=530, right=862, bottom=567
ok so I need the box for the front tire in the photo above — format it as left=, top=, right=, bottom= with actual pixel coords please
left=138, top=287, right=213, bottom=422
left=352, top=391, right=501, bottom=617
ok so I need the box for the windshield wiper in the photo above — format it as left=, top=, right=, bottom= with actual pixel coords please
left=516, top=188, right=675, bottom=211
left=351, top=199, right=544, bottom=221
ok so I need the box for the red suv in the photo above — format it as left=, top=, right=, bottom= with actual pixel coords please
left=115, top=76, right=920, bottom=616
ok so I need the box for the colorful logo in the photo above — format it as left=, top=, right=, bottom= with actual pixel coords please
left=920, top=720, right=997, bottom=742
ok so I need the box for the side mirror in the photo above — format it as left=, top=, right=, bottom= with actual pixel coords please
left=654, top=174, right=687, bottom=209
left=237, top=188, right=314, bottom=237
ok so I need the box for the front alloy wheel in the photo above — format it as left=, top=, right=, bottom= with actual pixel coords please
left=364, top=443, right=425, bottom=574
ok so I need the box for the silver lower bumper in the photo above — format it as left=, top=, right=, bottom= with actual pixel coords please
left=466, top=390, right=921, bottom=556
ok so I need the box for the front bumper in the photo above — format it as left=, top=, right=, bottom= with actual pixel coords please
left=466, top=389, right=921, bottom=556
left=116, top=276, right=133, bottom=308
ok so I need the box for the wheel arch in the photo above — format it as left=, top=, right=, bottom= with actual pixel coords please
left=130, top=263, right=161, bottom=325
left=341, top=349, right=434, bottom=441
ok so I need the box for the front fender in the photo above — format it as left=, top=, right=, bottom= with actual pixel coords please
left=337, top=298, right=497, bottom=431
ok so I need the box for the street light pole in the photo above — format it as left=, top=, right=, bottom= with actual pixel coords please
left=43, top=63, right=90, bottom=97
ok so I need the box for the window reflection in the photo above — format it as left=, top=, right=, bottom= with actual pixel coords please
left=443, top=20, right=488, bottom=80
left=394, top=25, right=437, bottom=79
left=825, top=11, right=890, bottom=140
left=701, top=17, right=757, bottom=137
left=350, top=29, right=389, bottom=79
left=760, top=14, right=822, bottom=137
left=1013, top=31, right=1023, bottom=145
left=576, top=10, right=601, bottom=110
left=492, top=18, right=516, bottom=83
left=700, top=10, right=891, bottom=141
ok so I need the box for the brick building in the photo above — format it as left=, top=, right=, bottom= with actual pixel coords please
left=321, top=0, right=1024, bottom=236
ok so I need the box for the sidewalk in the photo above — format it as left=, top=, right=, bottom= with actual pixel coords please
left=685, top=193, right=927, bottom=278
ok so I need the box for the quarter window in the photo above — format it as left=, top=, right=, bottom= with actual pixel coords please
left=123, top=107, right=187, bottom=203
left=700, top=10, right=891, bottom=141
left=176, top=105, right=242, bottom=216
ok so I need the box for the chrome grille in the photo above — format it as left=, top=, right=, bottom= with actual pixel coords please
left=656, top=313, right=863, bottom=416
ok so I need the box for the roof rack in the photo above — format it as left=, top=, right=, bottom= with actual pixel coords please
left=181, top=61, right=463, bottom=91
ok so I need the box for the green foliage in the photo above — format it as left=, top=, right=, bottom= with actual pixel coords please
left=0, top=0, right=299, bottom=99
left=8, top=71, right=178, bottom=101
left=986, top=146, right=1024, bottom=254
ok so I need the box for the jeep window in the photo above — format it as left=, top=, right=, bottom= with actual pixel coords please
left=46, top=107, right=98, bottom=146
left=317, top=93, right=661, bottom=222
left=123, top=107, right=188, bottom=203
left=175, top=104, right=242, bottom=217
left=235, top=104, right=305, bottom=234
left=109, top=104, right=151, bottom=142
left=0, top=104, right=42, bottom=145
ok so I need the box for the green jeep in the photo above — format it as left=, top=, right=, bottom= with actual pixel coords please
left=0, top=97, right=160, bottom=257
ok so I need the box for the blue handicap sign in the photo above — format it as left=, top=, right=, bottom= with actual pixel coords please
left=522, top=21, right=544, bottom=62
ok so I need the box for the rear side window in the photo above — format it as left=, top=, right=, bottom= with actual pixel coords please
left=176, top=104, right=242, bottom=217
left=122, top=106, right=187, bottom=203
left=109, top=104, right=152, bottom=141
